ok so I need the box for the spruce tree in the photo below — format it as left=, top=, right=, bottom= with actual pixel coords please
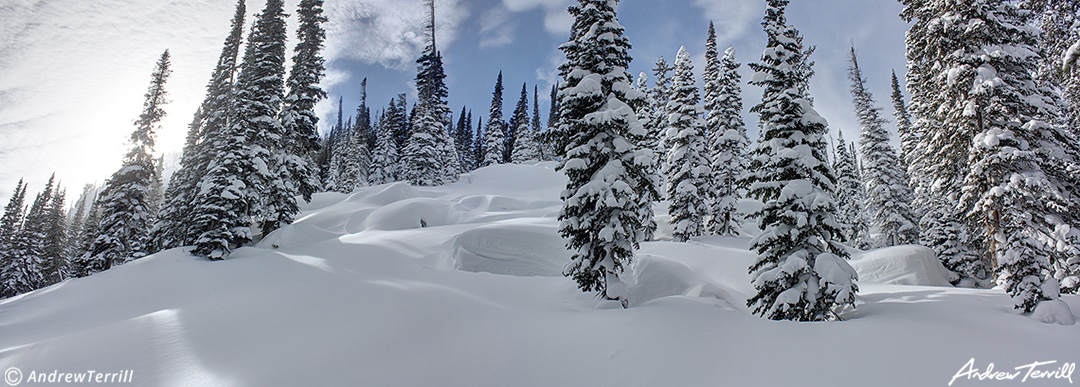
left=743, top=0, right=856, bottom=321
left=633, top=72, right=659, bottom=241
left=265, top=0, right=328, bottom=235
left=848, top=46, right=919, bottom=247
left=403, top=0, right=460, bottom=185
left=88, top=50, right=171, bottom=270
left=550, top=0, right=657, bottom=302
left=703, top=42, right=748, bottom=236
left=474, top=116, right=485, bottom=168
left=664, top=46, right=711, bottom=242
left=648, top=56, right=674, bottom=195
left=833, top=130, right=871, bottom=249
left=0, top=179, right=27, bottom=298
left=368, top=109, right=401, bottom=185
left=511, top=83, right=539, bottom=162
left=482, top=72, right=507, bottom=167
left=8, top=177, right=55, bottom=294
left=42, top=186, right=67, bottom=284
left=157, top=0, right=245, bottom=250
left=900, top=0, right=987, bottom=282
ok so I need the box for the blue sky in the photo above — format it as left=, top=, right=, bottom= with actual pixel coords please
left=0, top=0, right=910, bottom=204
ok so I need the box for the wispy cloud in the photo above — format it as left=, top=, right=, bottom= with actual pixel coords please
left=323, top=0, right=469, bottom=70
left=500, top=0, right=572, bottom=35
left=479, top=6, right=515, bottom=48
left=691, top=0, right=763, bottom=44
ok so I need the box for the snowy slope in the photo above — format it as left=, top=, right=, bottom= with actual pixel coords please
left=1, top=163, right=1078, bottom=386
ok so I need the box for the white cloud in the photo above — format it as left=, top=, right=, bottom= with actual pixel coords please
left=691, top=0, right=763, bottom=43
left=323, top=0, right=469, bottom=70
left=500, top=0, right=572, bottom=35
left=479, top=7, right=515, bottom=48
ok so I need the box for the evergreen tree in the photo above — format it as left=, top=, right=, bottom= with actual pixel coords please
left=156, top=0, right=245, bottom=250
left=7, top=177, right=55, bottom=294
left=511, top=83, right=539, bottom=162
left=265, top=0, right=328, bottom=235
left=648, top=56, right=674, bottom=195
left=742, top=0, right=856, bottom=321
left=404, top=0, right=460, bottom=185
left=550, top=0, right=657, bottom=302
left=191, top=0, right=289, bottom=258
left=88, top=50, right=171, bottom=271
left=633, top=72, right=658, bottom=241
left=41, top=186, right=67, bottom=285
left=900, top=0, right=987, bottom=282
left=833, top=130, right=871, bottom=249
left=323, top=96, right=346, bottom=189
left=533, top=85, right=547, bottom=160
left=848, top=46, right=919, bottom=247
left=482, top=72, right=507, bottom=167
left=1026, top=0, right=1080, bottom=128
left=703, top=43, right=748, bottom=236
left=474, top=116, right=485, bottom=168
left=455, top=105, right=473, bottom=170
left=64, top=184, right=94, bottom=260
left=0, top=179, right=27, bottom=298
left=368, top=109, right=401, bottom=185
left=664, top=46, right=711, bottom=242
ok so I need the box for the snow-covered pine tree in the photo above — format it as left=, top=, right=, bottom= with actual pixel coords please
left=0, top=179, right=27, bottom=298
left=743, top=0, right=856, bottom=321
left=336, top=120, right=370, bottom=192
left=944, top=0, right=1079, bottom=312
left=403, top=0, right=460, bottom=185
left=833, top=130, right=871, bottom=249
left=648, top=56, right=674, bottom=195
left=64, top=184, right=94, bottom=261
left=455, top=106, right=473, bottom=170
left=190, top=0, right=289, bottom=259
left=848, top=46, right=919, bottom=247
left=633, top=72, right=659, bottom=241
left=900, top=0, right=987, bottom=283
left=482, top=72, right=507, bottom=167
left=156, top=0, right=245, bottom=251
left=1026, top=0, right=1080, bottom=129
left=265, top=0, right=328, bottom=235
left=703, top=40, right=748, bottom=236
left=368, top=109, right=401, bottom=185
left=323, top=97, right=347, bottom=189
left=88, top=50, right=171, bottom=271
left=664, top=46, right=711, bottom=242
left=551, top=0, right=656, bottom=302
left=532, top=85, right=546, bottom=160
left=511, top=83, right=539, bottom=163
left=7, top=177, right=55, bottom=294
left=41, top=186, right=67, bottom=285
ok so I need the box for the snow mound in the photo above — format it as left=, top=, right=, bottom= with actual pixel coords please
left=363, top=182, right=421, bottom=206
left=1030, top=299, right=1076, bottom=325
left=623, top=254, right=731, bottom=308
left=850, top=245, right=956, bottom=287
left=360, top=198, right=461, bottom=231
left=257, top=223, right=339, bottom=250
left=452, top=223, right=568, bottom=276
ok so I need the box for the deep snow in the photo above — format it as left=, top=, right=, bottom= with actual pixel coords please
left=1, top=162, right=1077, bottom=386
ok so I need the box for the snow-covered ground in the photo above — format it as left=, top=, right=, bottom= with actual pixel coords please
left=2, top=163, right=1077, bottom=386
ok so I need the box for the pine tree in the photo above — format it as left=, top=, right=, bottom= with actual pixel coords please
left=833, top=130, right=871, bottom=249
left=511, top=83, right=539, bottom=162
left=1026, top=0, right=1080, bottom=128
left=703, top=40, right=748, bottom=236
left=633, top=72, right=659, bottom=241
left=41, top=186, right=67, bottom=284
left=156, top=0, right=245, bottom=250
left=7, top=177, right=55, bottom=294
left=550, top=0, right=657, bottom=302
left=664, top=46, right=711, bottom=242
left=0, top=179, right=27, bottom=298
left=455, top=105, right=473, bottom=170
left=648, top=56, right=674, bottom=196
left=265, top=0, right=328, bottom=235
left=474, top=116, right=485, bottom=168
left=191, top=0, right=288, bottom=258
left=742, top=0, right=856, bottom=321
left=482, top=72, right=507, bottom=167
left=403, top=0, right=460, bottom=185
left=368, top=109, right=401, bottom=185
left=532, top=85, right=546, bottom=160
left=64, top=184, right=94, bottom=261
left=848, top=46, right=919, bottom=247
left=88, top=50, right=171, bottom=271
left=900, top=0, right=987, bottom=283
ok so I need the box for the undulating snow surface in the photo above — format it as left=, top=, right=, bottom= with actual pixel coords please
left=2, top=163, right=1077, bottom=386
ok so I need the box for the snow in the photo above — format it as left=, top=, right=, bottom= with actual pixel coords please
left=2, top=163, right=1079, bottom=386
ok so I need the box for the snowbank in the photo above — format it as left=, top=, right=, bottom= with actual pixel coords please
left=850, top=245, right=957, bottom=287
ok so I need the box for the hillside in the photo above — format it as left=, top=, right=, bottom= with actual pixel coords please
left=1, top=163, right=1077, bottom=386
